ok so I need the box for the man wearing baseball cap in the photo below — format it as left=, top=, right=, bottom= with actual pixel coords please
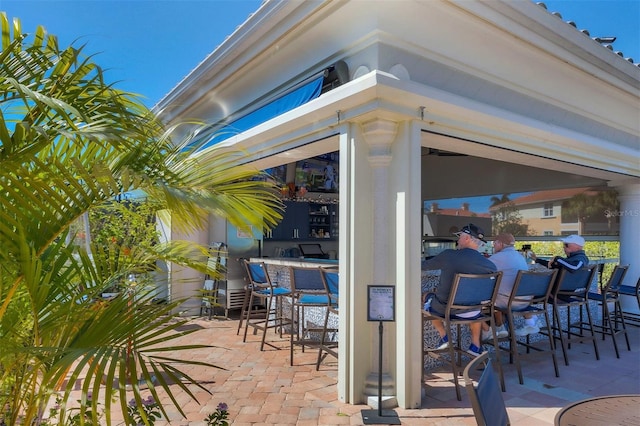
left=530, top=234, right=589, bottom=272
left=422, top=223, right=497, bottom=357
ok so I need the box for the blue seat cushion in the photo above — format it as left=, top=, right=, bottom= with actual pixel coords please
left=617, top=285, right=638, bottom=296
left=257, top=287, right=291, bottom=296
left=587, top=292, right=615, bottom=302
left=298, top=294, right=329, bottom=305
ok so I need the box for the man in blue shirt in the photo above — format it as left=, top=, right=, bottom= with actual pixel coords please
left=422, top=223, right=496, bottom=356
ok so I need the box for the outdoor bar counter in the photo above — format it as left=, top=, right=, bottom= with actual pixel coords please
left=249, top=257, right=339, bottom=338
left=249, top=257, right=339, bottom=290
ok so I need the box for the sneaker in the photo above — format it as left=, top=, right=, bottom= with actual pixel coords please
left=423, top=293, right=435, bottom=311
left=435, top=335, right=450, bottom=350
left=515, top=324, right=540, bottom=337
left=496, top=324, right=509, bottom=338
left=466, top=343, right=483, bottom=357
left=481, top=328, right=494, bottom=342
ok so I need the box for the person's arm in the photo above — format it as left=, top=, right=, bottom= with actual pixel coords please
left=422, top=250, right=450, bottom=271
left=550, top=256, right=585, bottom=272
left=530, top=251, right=550, bottom=267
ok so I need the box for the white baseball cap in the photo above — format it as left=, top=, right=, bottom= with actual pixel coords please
left=561, top=234, right=585, bottom=247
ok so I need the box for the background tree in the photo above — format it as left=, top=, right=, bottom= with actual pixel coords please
left=562, top=189, right=620, bottom=235
left=0, top=13, right=281, bottom=425
left=491, top=200, right=531, bottom=236
left=490, top=193, right=511, bottom=207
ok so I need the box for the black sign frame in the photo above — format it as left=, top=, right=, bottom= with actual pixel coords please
left=367, top=285, right=395, bottom=322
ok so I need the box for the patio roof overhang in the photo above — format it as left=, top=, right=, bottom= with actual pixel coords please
left=196, top=70, right=638, bottom=200
left=155, top=0, right=638, bottom=201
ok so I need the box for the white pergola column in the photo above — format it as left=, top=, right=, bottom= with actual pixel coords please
left=341, top=118, right=421, bottom=409
left=616, top=183, right=640, bottom=314
left=360, top=119, right=397, bottom=407
left=390, top=121, right=423, bottom=409
left=341, top=121, right=375, bottom=405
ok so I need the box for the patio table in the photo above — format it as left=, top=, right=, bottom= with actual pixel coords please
left=554, top=394, right=640, bottom=425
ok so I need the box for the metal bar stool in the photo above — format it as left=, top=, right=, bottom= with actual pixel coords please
left=316, top=267, right=339, bottom=370
left=492, top=269, right=559, bottom=385
left=610, top=275, right=640, bottom=327
left=423, top=271, right=505, bottom=401
left=587, top=264, right=631, bottom=358
left=289, top=266, right=330, bottom=366
left=547, top=265, right=599, bottom=366
left=241, top=260, right=291, bottom=350
left=236, top=258, right=266, bottom=335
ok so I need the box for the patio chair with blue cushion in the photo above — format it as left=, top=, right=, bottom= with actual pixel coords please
left=242, top=260, right=291, bottom=351
left=289, top=266, right=331, bottom=366
left=492, top=269, right=558, bottom=385
left=608, top=272, right=640, bottom=327
left=587, top=264, right=631, bottom=358
left=316, top=267, right=339, bottom=370
left=423, top=271, right=505, bottom=401
left=547, top=265, right=599, bottom=366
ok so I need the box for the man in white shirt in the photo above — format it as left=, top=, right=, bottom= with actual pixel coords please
left=482, top=233, right=529, bottom=340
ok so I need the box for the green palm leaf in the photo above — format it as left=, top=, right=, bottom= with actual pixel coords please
left=1, top=12, right=282, bottom=425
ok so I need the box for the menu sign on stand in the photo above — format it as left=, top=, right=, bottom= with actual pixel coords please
left=361, top=285, right=401, bottom=425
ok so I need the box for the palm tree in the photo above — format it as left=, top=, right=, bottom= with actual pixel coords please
left=0, top=13, right=282, bottom=425
left=489, top=194, right=511, bottom=207
left=562, top=189, right=618, bottom=235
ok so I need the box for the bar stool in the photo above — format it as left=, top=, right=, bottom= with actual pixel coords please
left=587, top=264, right=631, bottom=358
left=547, top=265, right=599, bottom=366
left=610, top=275, right=640, bottom=327
left=422, top=271, right=505, bottom=401
left=289, top=266, right=330, bottom=366
left=236, top=258, right=266, bottom=335
left=241, top=260, right=291, bottom=350
left=492, top=269, right=558, bottom=385
left=316, top=267, right=339, bottom=370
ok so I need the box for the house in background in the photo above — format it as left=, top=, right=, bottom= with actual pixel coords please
left=490, top=187, right=620, bottom=236
left=423, top=202, right=491, bottom=238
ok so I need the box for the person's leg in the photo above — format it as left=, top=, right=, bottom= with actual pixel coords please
left=469, top=322, right=482, bottom=348
left=483, top=311, right=504, bottom=330
left=430, top=319, right=450, bottom=349
left=483, top=297, right=507, bottom=338
left=432, top=319, right=446, bottom=338
left=515, top=312, right=540, bottom=336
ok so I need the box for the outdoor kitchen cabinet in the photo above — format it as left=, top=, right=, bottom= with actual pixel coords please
left=265, top=201, right=309, bottom=241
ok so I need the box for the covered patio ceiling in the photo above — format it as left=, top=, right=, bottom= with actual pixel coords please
left=237, top=130, right=611, bottom=203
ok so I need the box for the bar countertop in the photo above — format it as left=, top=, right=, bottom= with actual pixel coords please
left=249, top=257, right=339, bottom=267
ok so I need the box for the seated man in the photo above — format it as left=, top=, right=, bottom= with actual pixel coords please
left=527, top=234, right=590, bottom=326
left=422, top=223, right=496, bottom=357
left=530, top=234, right=589, bottom=272
left=482, top=233, right=529, bottom=340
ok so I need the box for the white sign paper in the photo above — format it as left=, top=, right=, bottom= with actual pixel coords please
left=367, top=285, right=395, bottom=321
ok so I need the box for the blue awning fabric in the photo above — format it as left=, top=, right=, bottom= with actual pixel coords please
left=203, top=74, right=325, bottom=149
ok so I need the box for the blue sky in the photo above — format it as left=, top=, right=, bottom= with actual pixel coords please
left=0, top=0, right=263, bottom=108
left=1, top=0, right=637, bottom=213
left=1, top=0, right=637, bottom=110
